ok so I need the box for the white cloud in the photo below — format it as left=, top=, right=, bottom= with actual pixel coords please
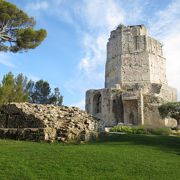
left=26, top=1, right=48, bottom=11
left=78, top=34, right=106, bottom=75
left=148, top=0, right=180, bottom=99
left=64, top=0, right=149, bottom=107
left=77, top=0, right=124, bottom=83
left=26, top=0, right=75, bottom=25
left=25, top=0, right=180, bottom=103
left=150, top=0, right=180, bottom=38
left=164, top=34, right=180, bottom=97
left=80, top=0, right=124, bottom=31
left=75, top=0, right=180, bottom=104
left=122, top=0, right=147, bottom=24
left=0, top=53, right=16, bottom=68
left=64, top=0, right=125, bottom=107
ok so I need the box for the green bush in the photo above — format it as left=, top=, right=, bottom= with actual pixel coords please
left=110, top=125, right=171, bottom=136
left=110, top=126, right=133, bottom=133
left=150, top=127, right=171, bottom=136
left=159, top=102, right=180, bottom=118
left=121, top=126, right=133, bottom=133
left=132, top=127, right=146, bottom=134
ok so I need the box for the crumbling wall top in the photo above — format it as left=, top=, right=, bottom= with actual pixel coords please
left=109, top=24, right=148, bottom=40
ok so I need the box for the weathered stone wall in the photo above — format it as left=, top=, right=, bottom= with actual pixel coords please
left=105, top=25, right=149, bottom=88
left=149, top=54, right=167, bottom=85
left=121, top=52, right=150, bottom=84
left=105, top=29, right=122, bottom=88
left=86, top=86, right=177, bottom=128
left=123, top=100, right=138, bottom=125
left=86, top=88, right=123, bottom=127
left=0, top=103, right=100, bottom=142
left=105, top=25, right=168, bottom=88
left=86, top=24, right=177, bottom=128
left=143, top=94, right=165, bottom=127
left=147, top=37, right=163, bottom=56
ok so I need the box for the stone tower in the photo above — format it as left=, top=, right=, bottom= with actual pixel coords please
left=86, top=25, right=177, bottom=127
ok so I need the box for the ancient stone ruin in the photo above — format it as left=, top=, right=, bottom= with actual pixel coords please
left=86, top=24, right=177, bottom=128
left=0, top=103, right=99, bottom=142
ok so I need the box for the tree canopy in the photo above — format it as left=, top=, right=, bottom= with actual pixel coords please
left=0, top=72, right=63, bottom=106
left=29, top=80, right=63, bottom=105
left=159, top=102, right=180, bottom=127
left=0, top=72, right=28, bottom=104
left=0, top=0, right=47, bottom=52
left=30, top=80, right=51, bottom=104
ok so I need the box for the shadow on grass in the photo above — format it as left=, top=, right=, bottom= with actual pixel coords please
left=94, top=133, right=180, bottom=155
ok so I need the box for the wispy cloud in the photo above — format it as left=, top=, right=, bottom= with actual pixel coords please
left=26, top=1, right=48, bottom=11
left=149, top=0, right=180, bottom=98
left=149, top=0, right=180, bottom=38
left=0, top=53, right=16, bottom=68
left=63, top=0, right=125, bottom=108
left=78, top=34, right=106, bottom=76
left=79, top=0, right=124, bottom=31
left=77, top=0, right=124, bottom=84
left=25, top=0, right=180, bottom=106
left=25, top=0, right=76, bottom=25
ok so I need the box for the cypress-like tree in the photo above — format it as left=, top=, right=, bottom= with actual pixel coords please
left=0, top=72, right=15, bottom=104
left=14, top=73, right=28, bottom=102
left=0, top=72, right=30, bottom=104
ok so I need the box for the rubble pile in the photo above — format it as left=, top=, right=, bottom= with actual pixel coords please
left=0, top=103, right=100, bottom=142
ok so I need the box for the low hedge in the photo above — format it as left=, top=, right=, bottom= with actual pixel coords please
left=109, top=125, right=171, bottom=136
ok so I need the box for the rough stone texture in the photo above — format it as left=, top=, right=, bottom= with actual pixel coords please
left=0, top=103, right=100, bottom=142
left=105, top=25, right=168, bottom=88
left=86, top=25, right=177, bottom=128
left=164, top=117, right=177, bottom=128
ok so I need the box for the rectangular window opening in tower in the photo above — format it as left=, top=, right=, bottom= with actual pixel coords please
left=134, top=36, right=139, bottom=50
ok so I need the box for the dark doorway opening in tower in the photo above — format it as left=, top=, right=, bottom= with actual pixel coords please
left=93, top=93, right=102, bottom=114
left=123, top=99, right=138, bottom=125
left=129, top=112, right=135, bottom=125
left=112, top=96, right=124, bottom=123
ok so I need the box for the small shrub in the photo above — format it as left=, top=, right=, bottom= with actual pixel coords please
left=150, top=127, right=171, bottom=135
left=110, top=125, right=171, bottom=136
left=132, top=127, right=146, bottom=134
left=110, top=126, right=137, bottom=134
left=121, top=126, right=133, bottom=133
left=110, top=126, right=134, bottom=134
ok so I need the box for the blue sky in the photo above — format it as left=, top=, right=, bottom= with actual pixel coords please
left=1, top=0, right=180, bottom=108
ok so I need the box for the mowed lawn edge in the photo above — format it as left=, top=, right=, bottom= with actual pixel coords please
left=0, top=134, right=180, bottom=180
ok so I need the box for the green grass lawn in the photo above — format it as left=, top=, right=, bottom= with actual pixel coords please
left=0, top=134, right=180, bottom=180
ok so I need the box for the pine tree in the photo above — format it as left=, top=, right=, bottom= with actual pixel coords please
left=48, top=87, right=63, bottom=106
left=14, top=73, right=28, bottom=102
left=0, top=72, right=15, bottom=104
left=0, top=73, right=64, bottom=105
left=54, top=87, right=63, bottom=106
left=31, top=80, right=51, bottom=104
left=0, top=0, right=47, bottom=52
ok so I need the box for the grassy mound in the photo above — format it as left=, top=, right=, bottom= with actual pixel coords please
left=0, top=134, right=180, bottom=180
